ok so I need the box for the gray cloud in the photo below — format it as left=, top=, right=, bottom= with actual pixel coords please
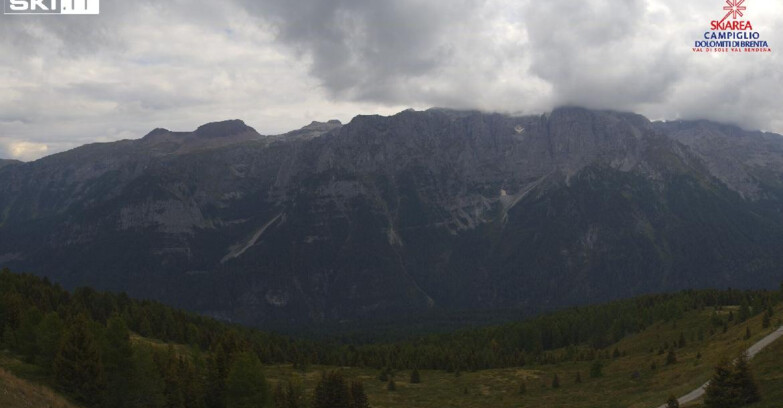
left=241, top=0, right=486, bottom=102
left=0, top=0, right=781, bottom=161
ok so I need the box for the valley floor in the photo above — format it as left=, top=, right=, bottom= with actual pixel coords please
left=264, top=304, right=783, bottom=408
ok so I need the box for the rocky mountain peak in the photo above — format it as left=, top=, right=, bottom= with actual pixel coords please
left=2, top=107, right=783, bottom=328
left=194, top=119, right=256, bottom=139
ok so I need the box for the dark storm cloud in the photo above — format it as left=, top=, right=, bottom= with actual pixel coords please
left=0, top=0, right=781, bottom=161
left=238, top=0, right=485, bottom=102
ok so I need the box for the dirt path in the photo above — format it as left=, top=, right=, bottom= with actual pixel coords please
left=654, top=325, right=783, bottom=408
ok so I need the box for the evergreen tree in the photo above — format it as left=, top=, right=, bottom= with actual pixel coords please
left=704, top=359, right=737, bottom=408
left=225, top=352, right=270, bottom=408
left=206, top=346, right=230, bottom=408
left=349, top=380, right=370, bottom=408
left=102, top=316, right=135, bottom=408
left=387, top=378, right=396, bottom=391
left=738, top=301, right=751, bottom=323
left=16, top=307, right=43, bottom=362
left=762, top=310, right=771, bottom=329
left=551, top=374, right=560, bottom=389
left=666, top=349, right=677, bottom=365
left=590, top=360, right=603, bottom=378
left=273, top=383, right=286, bottom=408
left=574, top=371, right=582, bottom=384
left=732, top=352, right=760, bottom=405
left=744, top=327, right=751, bottom=340
left=666, top=395, right=680, bottom=408
left=273, top=381, right=304, bottom=408
left=410, top=368, right=421, bottom=384
left=53, top=314, right=104, bottom=405
left=518, top=379, right=527, bottom=395
left=126, top=346, right=166, bottom=408
left=704, top=353, right=760, bottom=408
left=34, top=311, right=64, bottom=370
left=313, top=371, right=349, bottom=408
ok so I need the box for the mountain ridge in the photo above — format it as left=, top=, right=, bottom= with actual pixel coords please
left=1, top=107, right=783, bottom=328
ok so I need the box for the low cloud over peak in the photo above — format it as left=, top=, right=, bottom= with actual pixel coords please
left=1, top=0, right=781, bottom=160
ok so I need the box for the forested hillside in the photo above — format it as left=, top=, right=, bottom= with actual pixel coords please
left=1, top=268, right=781, bottom=407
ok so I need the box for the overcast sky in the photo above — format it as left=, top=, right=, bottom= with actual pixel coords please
left=0, top=0, right=781, bottom=161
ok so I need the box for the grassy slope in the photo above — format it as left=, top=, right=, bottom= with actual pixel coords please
left=0, top=304, right=780, bottom=408
left=0, top=365, right=79, bottom=408
left=264, top=304, right=783, bottom=408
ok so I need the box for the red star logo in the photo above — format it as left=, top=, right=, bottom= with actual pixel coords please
left=719, top=0, right=746, bottom=24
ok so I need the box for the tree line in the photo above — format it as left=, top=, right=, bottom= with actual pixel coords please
left=2, top=267, right=781, bottom=407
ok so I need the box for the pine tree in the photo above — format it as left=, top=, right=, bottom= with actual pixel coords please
left=732, top=352, right=760, bottom=405
left=762, top=310, right=771, bottom=329
left=704, top=359, right=737, bottom=408
left=518, top=379, right=527, bottom=395
left=704, top=353, right=760, bottom=408
left=575, top=371, right=582, bottom=384
left=34, top=312, right=64, bottom=370
left=126, top=346, right=166, bottom=408
left=678, top=332, right=686, bottom=348
left=206, top=346, right=230, bottom=408
left=744, top=327, right=751, bottom=340
left=313, top=371, right=349, bottom=408
left=551, top=374, right=560, bottom=389
left=738, top=301, right=751, bottom=323
left=387, top=378, right=396, bottom=391
left=53, top=314, right=104, bottom=405
left=410, top=368, right=421, bottom=384
left=273, top=381, right=303, bottom=408
left=666, top=395, right=680, bottom=408
left=349, top=380, right=370, bottom=408
left=102, top=316, right=135, bottom=408
left=590, top=359, right=603, bottom=378
left=666, top=349, right=677, bottom=365
left=16, top=307, right=43, bottom=363
left=273, top=383, right=286, bottom=408
left=226, top=352, right=270, bottom=408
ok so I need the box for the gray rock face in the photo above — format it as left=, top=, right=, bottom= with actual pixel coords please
left=1, top=108, right=783, bottom=328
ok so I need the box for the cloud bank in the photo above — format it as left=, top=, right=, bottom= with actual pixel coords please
left=0, top=0, right=781, bottom=160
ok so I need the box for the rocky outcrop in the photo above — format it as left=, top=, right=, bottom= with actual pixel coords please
left=1, top=108, right=783, bottom=328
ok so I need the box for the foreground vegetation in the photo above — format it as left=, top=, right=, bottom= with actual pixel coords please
left=1, top=267, right=782, bottom=408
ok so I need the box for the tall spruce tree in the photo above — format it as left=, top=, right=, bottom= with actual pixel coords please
left=53, top=313, right=104, bottom=405
left=732, top=352, right=760, bottom=405
left=349, top=380, right=370, bottom=408
left=102, top=315, right=134, bottom=408
left=127, top=345, right=166, bottom=408
left=34, top=311, right=64, bottom=370
left=410, top=368, right=421, bottom=384
left=704, top=353, right=760, bottom=408
left=313, top=371, right=350, bottom=408
left=225, top=352, right=270, bottom=408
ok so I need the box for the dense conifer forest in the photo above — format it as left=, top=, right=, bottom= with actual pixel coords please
left=1, top=268, right=780, bottom=407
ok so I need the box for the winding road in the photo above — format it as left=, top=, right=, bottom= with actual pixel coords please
left=654, top=325, right=783, bottom=408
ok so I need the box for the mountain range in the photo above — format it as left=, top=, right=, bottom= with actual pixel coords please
left=2, top=107, right=783, bottom=329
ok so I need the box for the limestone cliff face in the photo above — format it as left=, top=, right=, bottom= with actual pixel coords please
left=1, top=109, right=783, bottom=328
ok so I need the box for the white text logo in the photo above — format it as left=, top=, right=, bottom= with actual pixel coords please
left=4, top=0, right=99, bottom=15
